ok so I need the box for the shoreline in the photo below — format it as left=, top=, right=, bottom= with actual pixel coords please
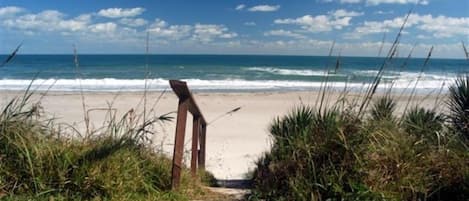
left=0, top=90, right=447, bottom=179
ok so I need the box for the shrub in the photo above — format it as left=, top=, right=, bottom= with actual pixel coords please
left=251, top=98, right=468, bottom=200
left=447, top=76, right=469, bottom=141
left=251, top=106, right=378, bottom=201
left=402, top=107, right=445, bottom=143
left=0, top=91, right=215, bottom=200
left=370, top=96, right=397, bottom=122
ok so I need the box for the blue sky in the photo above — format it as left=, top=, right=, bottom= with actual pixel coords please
left=0, top=0, right=468, bottom=58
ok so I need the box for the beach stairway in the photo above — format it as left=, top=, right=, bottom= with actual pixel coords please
left=169, top=80, right=251, bottom=200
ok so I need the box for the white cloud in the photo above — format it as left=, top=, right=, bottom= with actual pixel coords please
left=146, top=38, right=463, bottom=58
left=192, top=24, right=237, bottom=42
left=147, top=19, right=192, bottom=40
left=151, top=18, right=168, bottom=27
left=248, top=5, right=280, bottom=12
left=264, top=29, right=306, bottom=39
left=145, top=19, right=237, bottom=43
left=89, top=22, right=117, bottom=33
left=236, top=38, right=462, bottom=58
left=366, top=0, right=428, bottom=5
left=0, top=7, right=238, bottom=44
left=329, top=9, right=364, bottom=18
left=416, top=34, right=430, bottom=39
left=0, top=8, right=133, bottom=41
left=275, top=15, right=342, bottom=32
left=341, top=0, right=362, bottom=3
left=2, top=10, right=91, bottom=32
left=119, top=18, right=148, bottom=27
left=1, top=6, right=464, bottom=58
left=345, top=13, right=469, bottom=39
left=97, top=7, right=145, bottom=18
left=244, top=22, right=256, bottom=26
left=75, top=14, right=92, bottom=22
left=337, top=0, right=429, bottom=5
left=374, top=10, right=394, bottom=15
left=0, top=6, right=24, bottom=17
left=235, top=4, right=246, bottom=10
left=274, top=9, right=360, bottom=32
left=417, top=15, right=469, bottom=38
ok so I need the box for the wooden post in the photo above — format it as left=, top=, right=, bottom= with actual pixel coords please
left=191, top=116, right=200, bottom=177
left=198, top=124, right=206, bottom=170
left=171, top=99, right=188, bottom=189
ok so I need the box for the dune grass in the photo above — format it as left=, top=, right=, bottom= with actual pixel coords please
left=0, top=89, right=221, bottom=201
left=249, top=9, right=468, bottom=200
left=249, top=76, right=469, bottom=201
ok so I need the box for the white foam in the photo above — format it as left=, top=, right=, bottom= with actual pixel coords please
left=0, top=77, right=457, bottom=92
left=244, top=67, right=455, bottom=84
left=245, top=67, right=344, bottom=77
left=353, top=70, right=456, bottom=80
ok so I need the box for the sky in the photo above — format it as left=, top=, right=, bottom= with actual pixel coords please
left=0, top=0, right=468, bottom=58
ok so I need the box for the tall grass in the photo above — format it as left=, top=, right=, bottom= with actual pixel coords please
left=249, top=77, right=469, bottom=201
left=358, top=10, right=412, bottom=117
left=73, top=44, right=91, bottom=139
left=249, top=9, right=468, bottom=199
left=0, top=88, right=219, bottom=200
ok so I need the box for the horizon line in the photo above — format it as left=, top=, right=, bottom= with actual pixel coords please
left=0, top=53, right=465, bottom=60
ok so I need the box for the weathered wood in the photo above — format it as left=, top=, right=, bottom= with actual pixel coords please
left=198, top=124, right=207, bottom=170
left=169, top=80, right=208, bottom=189
left=191, top=116, right=200, bottom=177
left=169, top=80, right=191, bottom=100
left=169, top=80, right=207, bottom=124
left=171, top=99, right=188, bottom=189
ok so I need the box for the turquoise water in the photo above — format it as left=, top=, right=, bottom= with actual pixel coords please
left=0, top=54, right=467, bottom=92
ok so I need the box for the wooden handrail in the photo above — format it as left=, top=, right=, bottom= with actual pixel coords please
left=169, top=80, right=207, bottom=189
left=169, top=80, right=207, bottom=124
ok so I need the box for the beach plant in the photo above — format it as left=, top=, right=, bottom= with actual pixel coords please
left=251, top=100, right=468, bottom=201
left=249, top=8, right=468, bottom=199
left=402, top=107, right=445, bottom=143
left=358, top=10, right=412, bottom=117
left=250, top=64, right=468, bottom=201
left=403, top=46, right=434, bottom=114
left=0, top=89, right=220, bottom=200
left=447, top=75, right=469, bottom=141
left=362, top=120, right=468, bottom=201
left=250, top=106, right=382, bottom=201
left=370, top=96, right=396, bottom=122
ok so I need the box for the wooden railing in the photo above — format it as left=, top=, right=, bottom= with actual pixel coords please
left=169, top=80, right=207, bottom=189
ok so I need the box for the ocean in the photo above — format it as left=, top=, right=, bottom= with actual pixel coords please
left=0, top=54, right=467, bottom=93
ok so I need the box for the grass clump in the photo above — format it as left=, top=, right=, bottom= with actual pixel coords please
left=402, top=107, right=445, bottom=143
left=448, top=76, right=469, bottom=142
left=250, top=77, right=469, bottom=201
left=370, top=96, right=397, bottom=122
left=0, top=91, right=217, bottom=200
left=250, top=106, right=373, bottom=200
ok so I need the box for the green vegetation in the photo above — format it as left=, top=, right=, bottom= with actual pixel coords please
left=0, top=89, right=220, bottom=201
left=448, top=76, right=469, bottom=141
left=249, top=76, right=469, bottom=201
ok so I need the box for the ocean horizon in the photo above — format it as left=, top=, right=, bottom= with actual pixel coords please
left=0, top=54, right=467, bottom=93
